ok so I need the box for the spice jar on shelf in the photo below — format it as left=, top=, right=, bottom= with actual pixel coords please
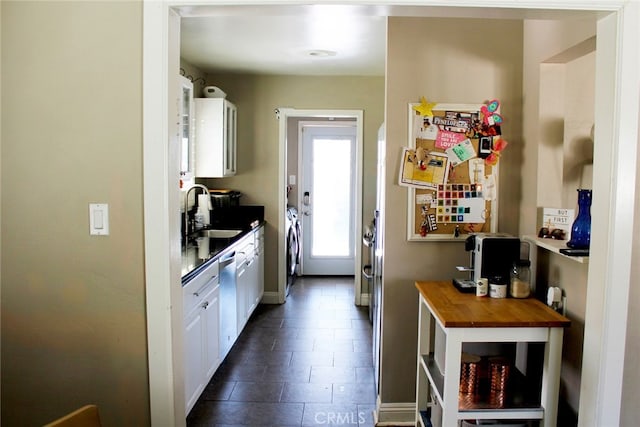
left=510, top=260, right=531, bottom=298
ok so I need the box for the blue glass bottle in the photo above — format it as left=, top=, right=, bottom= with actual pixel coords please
left=567, top=189, right=592, bottom=249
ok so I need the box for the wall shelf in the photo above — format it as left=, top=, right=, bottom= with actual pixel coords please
left=523, top=235, right=589, bottom=264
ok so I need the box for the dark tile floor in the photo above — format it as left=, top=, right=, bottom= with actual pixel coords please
left=187, top=276, right=377, bottom=427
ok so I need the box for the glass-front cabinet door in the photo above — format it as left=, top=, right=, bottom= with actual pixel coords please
left=179, top=75, right=195, bottom=187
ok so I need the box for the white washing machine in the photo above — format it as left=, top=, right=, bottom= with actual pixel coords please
left=286, top=206, right=300, bottom=294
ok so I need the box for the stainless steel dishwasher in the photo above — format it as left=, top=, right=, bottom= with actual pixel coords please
left=218, top=248, right=237, bottom=360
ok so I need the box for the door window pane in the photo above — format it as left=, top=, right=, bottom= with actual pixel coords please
left=312, top=138, right=352, bottom=257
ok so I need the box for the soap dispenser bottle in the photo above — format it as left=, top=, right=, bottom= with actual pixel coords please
left=194, top=194, right=211, bottom=230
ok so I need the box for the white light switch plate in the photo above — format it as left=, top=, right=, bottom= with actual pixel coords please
left=89, top=203, right=109, bottom=235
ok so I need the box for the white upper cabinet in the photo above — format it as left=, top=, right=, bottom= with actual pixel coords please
left=178, top=75, right=195, bottom=186
left=194, top=98, right=237, bottom=177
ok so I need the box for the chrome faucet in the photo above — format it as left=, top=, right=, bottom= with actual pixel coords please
left=184, top=183, right=211, bottom=237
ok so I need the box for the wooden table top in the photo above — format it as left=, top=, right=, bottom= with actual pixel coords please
left=416, top=281, right=571, bottom=328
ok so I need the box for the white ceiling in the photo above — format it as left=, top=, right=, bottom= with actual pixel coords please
left=179, top=5, right=604, bottom=77
left=180, top=7, right=387, bottom=76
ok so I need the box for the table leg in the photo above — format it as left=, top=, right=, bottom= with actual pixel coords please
left=441, top=328, right=462, bottom=427
left=416, top=298, right=434, bottom=423
left=540, top=327, right=564, bottom=427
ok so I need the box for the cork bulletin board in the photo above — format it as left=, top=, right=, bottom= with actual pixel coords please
left=402, top=102, right=502, bottom=241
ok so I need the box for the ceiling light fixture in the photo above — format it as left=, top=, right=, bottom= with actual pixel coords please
left=306, top=49, right=337, bottom=58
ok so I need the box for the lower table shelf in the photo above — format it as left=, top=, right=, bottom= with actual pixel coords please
left=419, top=409, right=433, bottom=427
left=421, top=354, right=544, bottom=420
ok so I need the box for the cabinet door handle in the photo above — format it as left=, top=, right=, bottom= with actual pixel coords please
left=201, top=301, right=209, bottom=309
left=193, top=281, right=212, bottom=297
left=193, top=272, right=219, bottom=297
left=219, top=251, right=236, bottom=267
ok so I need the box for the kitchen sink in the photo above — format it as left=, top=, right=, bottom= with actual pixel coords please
left=196, top=229, right=243, bottom=239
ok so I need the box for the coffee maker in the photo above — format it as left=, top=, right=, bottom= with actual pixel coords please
left=454, top=233, right=521, bottom=292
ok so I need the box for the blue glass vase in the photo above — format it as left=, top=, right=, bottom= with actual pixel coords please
left=567, top=189, right=592, bottom=249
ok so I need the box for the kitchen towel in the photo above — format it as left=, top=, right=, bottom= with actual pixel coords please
left=198, top=194, right=211, bottom=225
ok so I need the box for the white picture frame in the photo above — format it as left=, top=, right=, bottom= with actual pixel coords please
left=406, top=103, right=499, bottom=241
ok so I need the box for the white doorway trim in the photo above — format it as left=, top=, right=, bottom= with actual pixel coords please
left=277, top=108, right=364, bottom=305
left=298, top=120, right=357, bottom=276
left=143, top=3, right=184, bottom=426
left=143, top=2, right=637, bottom=427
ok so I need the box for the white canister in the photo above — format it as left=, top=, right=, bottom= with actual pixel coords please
left=202, top=86, right=227, bottom=99
left=476, top=278, right=489, bottom=297
left=489, top=283, right=508, bottom=298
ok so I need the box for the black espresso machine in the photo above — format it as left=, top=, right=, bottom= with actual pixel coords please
left=454, top=233, right=521, bottom=292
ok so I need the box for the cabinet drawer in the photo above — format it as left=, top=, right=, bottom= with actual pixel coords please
left=183, top=260, right=219, bottom=315
left=236, top=235, right=255, bottom=265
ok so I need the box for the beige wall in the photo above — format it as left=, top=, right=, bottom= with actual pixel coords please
left=0, top=1, right=3, bottom=419
left=195, top=73, right=385, bottom=294
left=621, top=104, right=640, bottom=426
left=521, top=19, right=596, bottom=235
left=522, top=18, right=596, bottom=422
left=1, top=2, right=149, bottom=426
left=383, top=17, right=523, bottom=403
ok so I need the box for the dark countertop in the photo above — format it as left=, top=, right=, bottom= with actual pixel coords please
left=181, top=205, right=265, bottom=285
left=181, top=220, right=265, bottom=285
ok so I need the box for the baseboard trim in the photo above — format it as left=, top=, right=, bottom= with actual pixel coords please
left=260, top=291, right=280, bottom=304
left=360, top=292, right=370, bottom=306
left=374, top=398, right=415, bottom=426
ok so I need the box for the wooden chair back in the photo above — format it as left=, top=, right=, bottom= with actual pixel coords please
left=44, top=404, right=101, bottom=427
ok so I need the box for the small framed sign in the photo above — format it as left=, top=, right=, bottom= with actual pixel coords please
left=541, top=208, right=575, bottom=240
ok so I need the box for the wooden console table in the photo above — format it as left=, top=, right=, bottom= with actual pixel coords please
left=415, top=281, right=570, bottom=427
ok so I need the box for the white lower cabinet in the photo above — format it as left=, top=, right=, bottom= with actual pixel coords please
left=235, top=234, right=252, bottom=332
left=184, top=303, right=205, bottom=414
left=248, top=226, right=264, bottom=314
left=183, top=225, right=265, bottom=416
left=235, top=258, right=248, bottom=331
left=236, top=226, right=265, bottom=333
left=202, top=286, right=220, bottom=380
left=183, top=259, right=220, bottom=416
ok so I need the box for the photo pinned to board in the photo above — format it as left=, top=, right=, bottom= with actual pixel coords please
left=399, top=147, right=450, bottom=190
left=419, top=204, right=438, bottom=237
left=435, top=130, right=467, bottom=150
left=445, top=139, right=477, bottom=167
left=414, top=115, right=440, bottom=140
left=433, top=110, right=477, bottom=134
left=485, top=136, right=508, bottom=166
